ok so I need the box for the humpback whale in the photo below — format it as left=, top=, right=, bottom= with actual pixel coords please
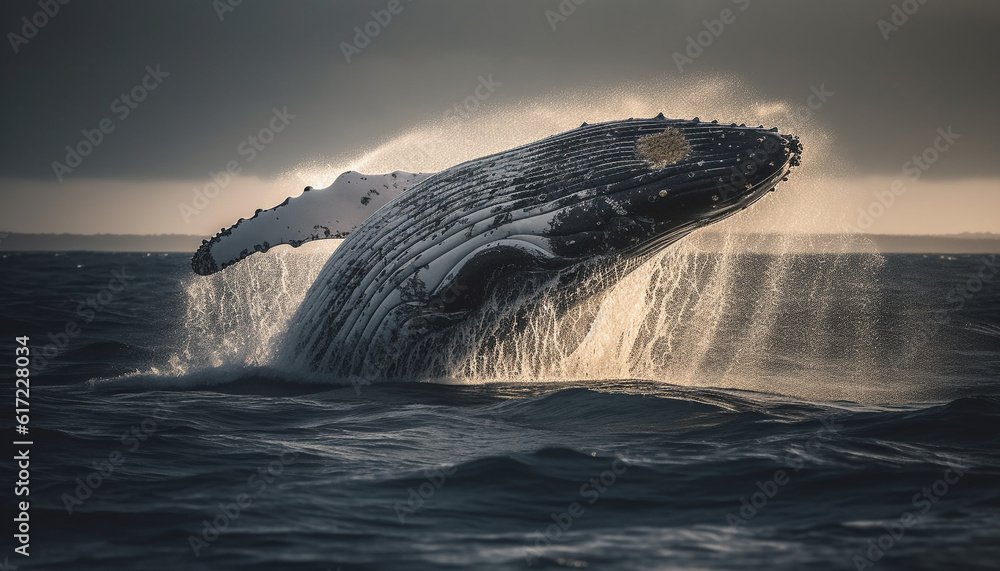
left=192, top=116, right=802, bottom=380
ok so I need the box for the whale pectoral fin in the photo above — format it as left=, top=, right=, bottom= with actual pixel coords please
left=191, top=170, right=433, bottom=275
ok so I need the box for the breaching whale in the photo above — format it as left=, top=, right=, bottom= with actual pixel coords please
left=192, top=116, right=802, bottom=380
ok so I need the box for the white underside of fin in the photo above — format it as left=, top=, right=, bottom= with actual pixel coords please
left=192, top=170, right=432, bottom=274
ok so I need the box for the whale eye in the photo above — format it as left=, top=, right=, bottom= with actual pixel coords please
left=636, top=128, right=691, bottom=169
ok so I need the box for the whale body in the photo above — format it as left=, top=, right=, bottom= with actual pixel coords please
left=193, top=116, right=802, bottom=380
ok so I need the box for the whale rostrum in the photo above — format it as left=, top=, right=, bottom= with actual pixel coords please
left=193, top=116, right=802, bottom=379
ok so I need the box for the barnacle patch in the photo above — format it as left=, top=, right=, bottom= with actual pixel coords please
left=636, top=128, right=691, bottom=169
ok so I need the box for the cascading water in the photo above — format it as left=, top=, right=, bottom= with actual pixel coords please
left=448, top=232, right=887, bottom=401
left=167, top=242, right=339, bottom=376
left=169, top=76, right=898, bottom=400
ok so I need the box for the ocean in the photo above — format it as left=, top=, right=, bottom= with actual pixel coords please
left=2, top=249, right=998, bottom=570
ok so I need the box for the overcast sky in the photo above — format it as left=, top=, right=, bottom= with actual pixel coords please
left=1, top=0, right=997, bottom=235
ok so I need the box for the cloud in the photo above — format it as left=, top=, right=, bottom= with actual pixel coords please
left=1, top=0, right=998, bottom=183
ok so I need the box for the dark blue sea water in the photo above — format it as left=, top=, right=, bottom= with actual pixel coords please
left=2, top=251, right=999, bottom=570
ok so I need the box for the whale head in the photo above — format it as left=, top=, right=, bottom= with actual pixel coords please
left=380, top=116, right=803, bottom=337
left=533, top=116, right=802, bottom=263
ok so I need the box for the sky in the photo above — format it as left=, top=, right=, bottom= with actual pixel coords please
left=1, top=0, right=997, bottom=237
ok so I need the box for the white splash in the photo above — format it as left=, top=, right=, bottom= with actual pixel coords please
left=446, top=232, right=886, bottom=402
left=166, top=241, right=339, bottom=376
